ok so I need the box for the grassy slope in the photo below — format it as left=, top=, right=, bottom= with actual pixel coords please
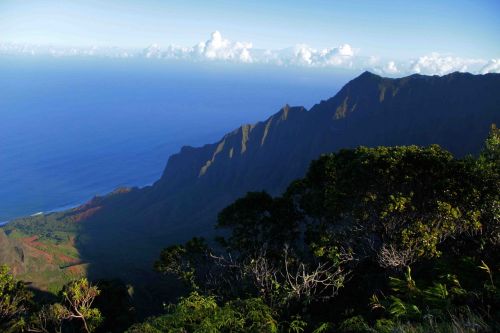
left=2, top=211, right=87, bottom=293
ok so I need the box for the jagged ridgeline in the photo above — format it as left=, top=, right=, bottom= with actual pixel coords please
left=1, top=71, right=499, bottom=294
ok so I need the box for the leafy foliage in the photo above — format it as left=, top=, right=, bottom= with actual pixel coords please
left=125, top=292, right=277, bottom=333
left=150, top=126, right=499, bottom=332
left=27, top=278, right=103, bottom=333
left=61, top=278, right=103, bottom=332
left=0, top=265, right=33, bottom=332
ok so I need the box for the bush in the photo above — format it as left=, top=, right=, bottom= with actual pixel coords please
left=339, top=316, right=373, bottom=333
left=374, top=319, right=395, bottom=333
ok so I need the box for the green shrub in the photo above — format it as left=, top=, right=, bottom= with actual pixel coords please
left=374, top=319, right=395, bottom=333
left=339, top=316, right=373, bottom=333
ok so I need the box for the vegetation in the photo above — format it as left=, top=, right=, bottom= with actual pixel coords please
left=0, top=265, right=33, bottom=332
left=0, top=265, right=106, bottom=333
left=126, top=292, right=277, bottom=333
left=1, top=125, right=498, bottom=332
left=147, top=125, right=500, bottom=332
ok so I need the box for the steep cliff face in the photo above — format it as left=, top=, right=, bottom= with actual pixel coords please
left=156, top=105, right=309, bottom=195
left=152, top=71, right=500, bottom=207
left=3, top=71, right=499, bottom=287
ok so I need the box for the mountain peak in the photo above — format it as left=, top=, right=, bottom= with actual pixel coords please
left=357, top=70, right=381, bottom=80
left=156, top=71, right=499, bottom=205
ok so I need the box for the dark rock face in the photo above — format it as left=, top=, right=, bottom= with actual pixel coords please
left=4, top=71, right=500, bottom=283
left=150, top=71, right=500, bottom=225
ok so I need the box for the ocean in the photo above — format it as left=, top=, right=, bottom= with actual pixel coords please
left=0, top=55, right=350, bottom=222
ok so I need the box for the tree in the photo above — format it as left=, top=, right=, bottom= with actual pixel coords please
left=154, top=132, right=500, bottom=331
left=482, top=124, right=500, bottom=163
left=217, top=192, right=302, bottom=257
left=62, top=278, right=103, bottom=333
left=476, top=124, right=500, bottom=254
left=29, top=303, right=71, bottom=333
left=0, top=265, right=33, bottom=333
left=126, top=292, right=277, bottom=333
left=28, top=278, right=103, bottom=333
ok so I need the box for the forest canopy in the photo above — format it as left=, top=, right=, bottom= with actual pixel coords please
left=147, top=125, right=499, bottom=332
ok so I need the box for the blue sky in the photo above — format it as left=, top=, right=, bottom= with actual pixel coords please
left=0, top=1, right=499, bottom=75
left=1, top=0, right=499, bottom=58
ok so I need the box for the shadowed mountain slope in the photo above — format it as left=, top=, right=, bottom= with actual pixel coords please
left=143, top=71, right=500, bottom=227
left=2, top=71, right=500, bottom=290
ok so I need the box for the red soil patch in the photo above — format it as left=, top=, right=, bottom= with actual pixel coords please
left=73, top=206, right=102, bottom=222
left=23, top=235, right=38, bottom=242
left=21, top=236, right=78, bottom=265
left=57, top=253, right=79, bottom=264
left=30, top=240, right=49, bottom=250
left=22, top=236, right=49, bottom=251
left=20, top=236, right=54, bottom=264
left=66, top=264, right=86, bottom=276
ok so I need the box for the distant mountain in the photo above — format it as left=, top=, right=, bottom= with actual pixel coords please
left=144, top=71, right=500, bottom=228
left=2, top=71, right=500, bottom=289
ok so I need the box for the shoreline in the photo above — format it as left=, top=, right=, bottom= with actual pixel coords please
left=0, top=182, right=154, bottom=227
left=0, top=202, right=84, bottom=227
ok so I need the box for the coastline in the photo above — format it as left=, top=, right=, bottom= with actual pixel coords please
left=0, top=183, right=152, bottom=227
left=0, top=202, right=83, bottom=227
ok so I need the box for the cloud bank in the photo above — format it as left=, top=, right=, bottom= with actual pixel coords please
left=1, top=31, right=498, bottom=76
left=142, top=33, right=359, bottom=69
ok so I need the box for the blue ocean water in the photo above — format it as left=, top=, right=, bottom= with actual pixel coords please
left=0, top=56, right=350, bottom=221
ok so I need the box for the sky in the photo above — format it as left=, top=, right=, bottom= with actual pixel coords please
left=0, top=0, right=499, bottom=75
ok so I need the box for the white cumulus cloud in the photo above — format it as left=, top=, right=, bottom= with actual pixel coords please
left=257, top=43, right=357, bottom=67
left=144, top=30, right=253, bottom=63
left=142, top=32, right=357, bottom=68
left=1, top=32, right=499, bottom=76
left=408, top=53, right=484, bottom=75
left=383, top=61, right=399, bottom=74
left=138, top=33, right=500, bottom=75
left=481, top=59, right=500, bottom=74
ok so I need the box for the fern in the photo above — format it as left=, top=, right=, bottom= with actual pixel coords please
left=312, top=322, right=332, bottom=333
left=479, top=260, right=495, bottom=288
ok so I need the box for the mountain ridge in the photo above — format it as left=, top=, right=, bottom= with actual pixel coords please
left=152, top=70, right=500, bottom=201
left=2, top=70, right=499, bottom=290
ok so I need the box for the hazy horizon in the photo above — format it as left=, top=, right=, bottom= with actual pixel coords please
left=0, top=56, right=354, bottom=221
